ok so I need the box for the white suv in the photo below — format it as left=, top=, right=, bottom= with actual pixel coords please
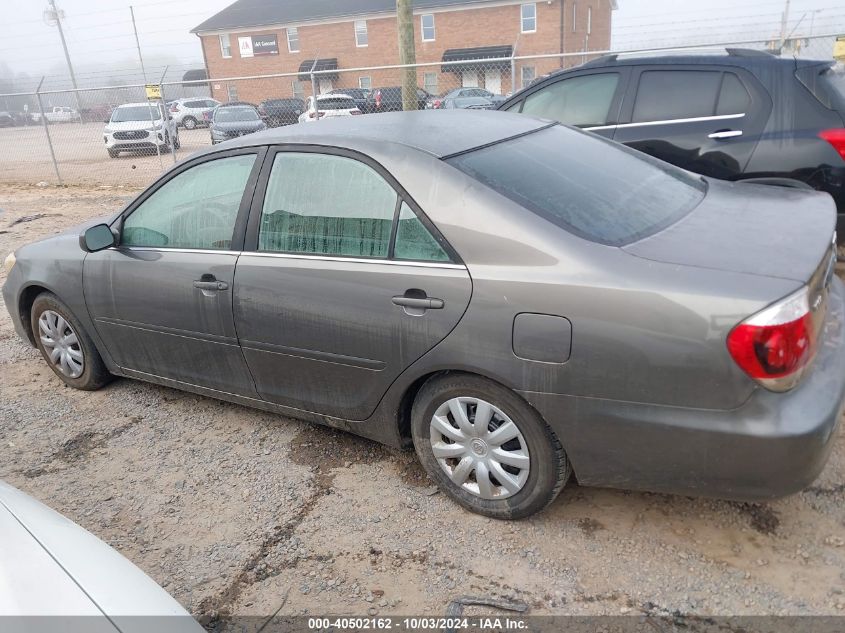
left=169, top=98, right=220, bottom=129
left=103, top=102, right=179, bottom=158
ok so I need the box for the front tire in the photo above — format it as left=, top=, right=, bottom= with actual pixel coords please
left=411, top=374, right=570, bottom=519
left=182, top=116, right=197, bottom=130
left=31, top=293, right=112, bottom=391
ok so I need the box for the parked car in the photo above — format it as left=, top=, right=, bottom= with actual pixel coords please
left=258, top=98, right=305, bottom=127
left=498, top=49, right=845, bottom=238
left=329, top=87, right=371, bottom=113
left=298, top=94, right=361, bottom=123
left=31, top=106, right=81, bottom=123
left=0, top=480, right=202, bottom=629
left=4, top=110, right=843, bottom=519
left=79, top=104, right=117, bottom=124
left=0, top=111, right=13, bottom=128
left=366, top=86, right=431, bottom=113
left=210, top=102, right=265, bottom=144
left=103, top=102, right=179, bottom=158
left=169, top=97, right=220, bottom=129
left=428, top=87, right=505, bottom=109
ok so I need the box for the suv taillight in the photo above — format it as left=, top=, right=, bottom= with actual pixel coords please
left=819, top=129, right=845, bottom=161
left=170, top=104, right=179, bottom=113
left=727, top=287, right=818, bottom=392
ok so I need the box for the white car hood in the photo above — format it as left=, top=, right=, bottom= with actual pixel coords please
left=0, top=481, right=201, bottom=632
left=105, top=120, right=161, bottom=132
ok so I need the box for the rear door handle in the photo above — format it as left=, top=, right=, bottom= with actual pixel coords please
left=708, top=129, right=743, bottom=139
left=193, top=280, right=229, bottom=291
left=392, top=296, right=444, bottom=309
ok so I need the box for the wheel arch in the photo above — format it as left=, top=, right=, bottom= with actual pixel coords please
left=17, top=283, right=55, bottom=346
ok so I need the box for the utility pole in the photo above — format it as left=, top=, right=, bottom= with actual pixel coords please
left=397, top=0, right=417, bottom=111
left=779, top=0, right=791, bottom=49
left=46, top=0, right=81, bottom=111
left=130, top=6, right=148, bottom=83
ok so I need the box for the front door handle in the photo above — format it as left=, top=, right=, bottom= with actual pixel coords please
left=392, top=296, right=445, bottom=310
left=193, top=278, right=229, bottom=291
left=708, top=129, right=743, bottom=140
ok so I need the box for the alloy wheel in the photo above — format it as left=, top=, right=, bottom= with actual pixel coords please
left=429, top=396, right=530, bottom=500
left=38, top=310, right=84, bottom=379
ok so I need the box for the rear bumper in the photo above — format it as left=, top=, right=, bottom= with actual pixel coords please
left=522, top=277, right=845, bottom=501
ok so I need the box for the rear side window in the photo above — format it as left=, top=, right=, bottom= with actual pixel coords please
left=520, top=73, right=619, bottom=127
left=632, top=70, right=722, bottom=122
left=446, top=126, right=706, bottom=246
left=716, top=73, right=751, bottom=115
left=796, top=62, right=845, bottom=110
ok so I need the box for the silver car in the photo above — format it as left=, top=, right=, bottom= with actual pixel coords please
left=0, top=481, right=202, bottom=630
left=3, top=111, right=844, bottom=519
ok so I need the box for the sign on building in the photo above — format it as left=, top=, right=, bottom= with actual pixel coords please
left=238, top=35, right=278, bottom=58
left=238, top=36, right=254, bottom=58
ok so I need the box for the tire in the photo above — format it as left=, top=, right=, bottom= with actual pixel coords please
left=31, top=292, right=112, bottom=391
left=183, top=116, right=197, bottom=130
left=411, top=373, right=570, bottom=520
left=107, top=149, right=118, bottom=158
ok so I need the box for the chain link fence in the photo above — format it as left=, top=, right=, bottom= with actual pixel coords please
left=0, top=34, right=841, bottom=187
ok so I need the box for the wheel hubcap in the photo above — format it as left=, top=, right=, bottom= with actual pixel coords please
left=38, top=310, right=84, bottom=379
left=429, top=396, right=530, bottom=500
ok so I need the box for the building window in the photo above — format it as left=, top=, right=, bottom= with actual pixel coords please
left=572, top=2, right=577, bottom=32
left=421, top=14, right=435, bottom=41
left=424, top=72, right=438, bottom=95
left=219, top=34, right=232, bottom=58
left=359, top=76, right=372, bottom=89
left=355, top=20, right=368, bottom=47
left=227, top=84, right=238, bottom=102
left=521, top=66, right=536, bottom=89
left=292, top=80, right=304, bottom=99
left=587, top=6, right=592, bottom=34
left=521, top=3, right=537, bottom=33
left=287, top=27, right=299, bottom=52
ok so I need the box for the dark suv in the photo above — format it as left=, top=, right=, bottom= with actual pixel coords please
left=258, top=98, right=306, bottom=127
left=498, top=49, right=845, bottom=235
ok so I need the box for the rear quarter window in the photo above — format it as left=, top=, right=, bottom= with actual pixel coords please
left=446, top=125, right=706, bottom=246
left=796, top=62, right=845, bottom=111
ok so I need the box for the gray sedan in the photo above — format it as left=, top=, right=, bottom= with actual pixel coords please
left=3, top=111, right=844, bottom=519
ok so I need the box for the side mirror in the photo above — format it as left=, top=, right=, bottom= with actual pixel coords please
left=79, top=223, right=117, bottom=253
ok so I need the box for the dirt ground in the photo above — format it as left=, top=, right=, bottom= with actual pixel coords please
left=1, top=184, right=845, bottom=625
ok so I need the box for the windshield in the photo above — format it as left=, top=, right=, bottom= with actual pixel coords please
left=215, top=107, right=260, bottom=122
left=317, top=97, right=356, bottom=110
left=110, top=105, right=161, bottom=122
left=447, top=125, right=706, bottom=246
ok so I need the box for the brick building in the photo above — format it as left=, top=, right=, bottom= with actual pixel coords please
left=191, top=0, right=616, bottom=104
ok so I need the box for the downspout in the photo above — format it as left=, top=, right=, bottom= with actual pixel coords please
left=197, top=32, right=212, bottom=98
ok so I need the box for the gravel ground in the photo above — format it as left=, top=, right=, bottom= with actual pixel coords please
left=1, top=184, right=845, bottom=625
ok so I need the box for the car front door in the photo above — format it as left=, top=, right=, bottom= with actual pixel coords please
left=612, top=66, right=772, bottom=179
left=83, top=148, right=264, bottom=396
left=233, top=147, right=472, bottom=420
left=500, top=69, right=629, bottom=139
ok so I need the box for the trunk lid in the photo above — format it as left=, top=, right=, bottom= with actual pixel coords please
left=623, top=178, right=837, bottom=284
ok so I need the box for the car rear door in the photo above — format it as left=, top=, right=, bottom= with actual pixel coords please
left=612, top=65, right=772, bottom=179
left=499, top=67, right=630, bottom=139
left=83, top=148, right=265, bottom=396
left=233, top=147, right=472, bottom=420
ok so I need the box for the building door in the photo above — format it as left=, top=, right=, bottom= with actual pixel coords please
left=461, top=70, right=479, bottom=87
left=319, top=78, right=333, bottom=94
left=484, top=69, right=502, bottom=94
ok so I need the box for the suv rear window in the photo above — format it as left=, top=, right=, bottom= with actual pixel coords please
left=446, top=125, right=706, bottom=246
left=796, top=62, right=845, bottom=110
left=318, top=97, right=356, bottom=110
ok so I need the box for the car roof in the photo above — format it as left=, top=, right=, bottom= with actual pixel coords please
left=116, top=102, right=158, bottom=108
left=569, top=49, right=827, bottom=72
left=204, top=110, right=551, bottom=159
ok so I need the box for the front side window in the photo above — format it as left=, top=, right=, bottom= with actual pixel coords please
left=520, top=66, right=536, bottom=89
left=219, top=34, right=231, bottom=58
left=521, top=3, right=537, bottom=32
left=394, top=203, right=449, bottom=262
left=447, top=126, right=705, bottom=246
left=355, top=20, right=368, bottom=47
left=421, top=14, right=435, bottom=41
left=287, top=27, right=299, bottom=52
left=259, top=153, right=397, bottom=258
left=122, top=154, right=256, bottom=250
left=632, top=70, right=723, bottom=123
left=521, top=72, right=619, bottom=127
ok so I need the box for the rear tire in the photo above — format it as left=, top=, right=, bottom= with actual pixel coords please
left=31, top=293, right=112, bottom=391
left=411, top=373, right=570, bottom=519
left=183, top=116, right=197, bottom=130
left=107, top=149, right=118, bottom=158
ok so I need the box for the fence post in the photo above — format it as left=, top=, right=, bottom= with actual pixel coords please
left=159, top=66, right=177, bottom=165
left=35, top=77, right=62, bottom=186
left=510, top=55, right=517, bottom=94
left=310, top=72, right=318, bottom=98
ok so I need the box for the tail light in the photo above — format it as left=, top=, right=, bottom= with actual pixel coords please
left=351, top=109, right=362, bottom=115
left=433, top=99, right=442, bottom=109
left=727, top=286, right=821, bottom=392
left=375, top=90, right=382, bottom=109
left=170, top=104, right=179, bottom=113
left=819, top=129, right=845, bottom=161
left=308, top=111, right=325, bottom=119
